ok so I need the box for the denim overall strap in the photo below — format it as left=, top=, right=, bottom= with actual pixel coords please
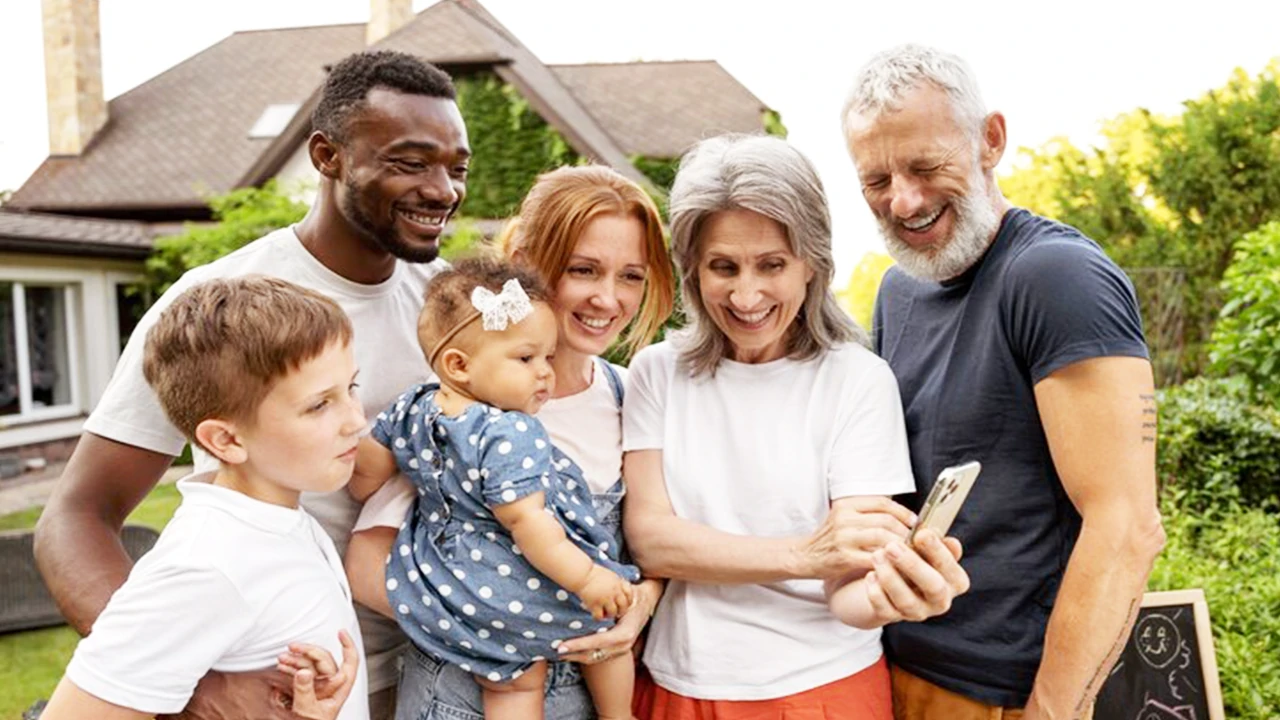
left=595, top=356, right=625, bottom=406
left=589, top=357, right=628, bottom=564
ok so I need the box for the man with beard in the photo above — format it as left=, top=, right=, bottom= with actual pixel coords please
left=841, top=45, right=1165, bottom=720
left=34, top=50, right=469, bottom=720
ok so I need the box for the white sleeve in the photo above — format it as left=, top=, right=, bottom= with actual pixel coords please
left=81, top=277, right=197, bottom=456
left=65, top=560, right=254, bottom=714
left=827, top=360, right=916, bottom=499
left=353, top=476, right=415, bottom=532
left=621, top=345, right=669, bottom=451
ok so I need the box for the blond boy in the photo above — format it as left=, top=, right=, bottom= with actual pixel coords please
left=41, top=277, right=367, bottom=720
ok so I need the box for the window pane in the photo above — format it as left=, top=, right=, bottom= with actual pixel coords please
left=115, top=284, right=147, bottom=354
left=0, top=283, right=16, bottom=415
left=25, top=285, right=71, bottom=408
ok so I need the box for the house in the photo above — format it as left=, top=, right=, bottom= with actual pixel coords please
left=0, top=0, right=775, bottom=462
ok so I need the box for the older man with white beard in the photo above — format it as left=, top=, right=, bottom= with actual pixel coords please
left=842, top=45, right=1166, bottom=720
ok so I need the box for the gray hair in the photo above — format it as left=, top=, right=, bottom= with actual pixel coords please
left=841, top=44, right=988, bottom=141
left=668, top=134, right=863, bottom=377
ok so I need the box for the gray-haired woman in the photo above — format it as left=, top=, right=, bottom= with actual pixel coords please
left=622, top=134, right=969, bottom=718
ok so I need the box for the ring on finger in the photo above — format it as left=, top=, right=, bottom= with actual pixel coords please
left=590, top=649, right=606, bottom=662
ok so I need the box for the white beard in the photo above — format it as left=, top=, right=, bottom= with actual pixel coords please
left=877, top=176, right=1000, bottom=282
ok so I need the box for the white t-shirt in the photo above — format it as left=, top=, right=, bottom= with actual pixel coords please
left=536, top=360, right=626, bottom=495
left=354, top=358, right=627, bottom=529
left=83, top=226, right=442, bottom=692
left=622, top=341, right=915, bottom=700
left=66, top=477, right=369, bottom=718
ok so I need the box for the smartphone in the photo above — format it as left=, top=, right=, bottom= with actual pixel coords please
left=907, top=461, right=982, bottom=544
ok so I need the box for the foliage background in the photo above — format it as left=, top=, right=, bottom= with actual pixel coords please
left=1208, top=221, right=1280, bottom=402
left=142, top=181, right=308, bottom=296
left=453, top=72, right=582, bottom=219
left=1155, top=375, right=1280, bottom=718
left=1147, top=494, right=1280, bottom=719
left=836, top=251, right=894, bottom=331
left=1001, top=60, right=1280, bottom=375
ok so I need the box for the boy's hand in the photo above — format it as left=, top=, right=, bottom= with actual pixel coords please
left=576, top=566, right=635, bottom=620
left=278, top=631, right=361, bottom=720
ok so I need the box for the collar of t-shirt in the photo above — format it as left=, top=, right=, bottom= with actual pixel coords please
left=938, top=208, right=1022, bottom=290
left=281, top=224, right=406, bottom=300
left=176, top=474, right=311, bottom=535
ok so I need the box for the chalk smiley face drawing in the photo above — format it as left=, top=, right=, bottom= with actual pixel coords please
left=1135, top=614, right=1182, bottom=670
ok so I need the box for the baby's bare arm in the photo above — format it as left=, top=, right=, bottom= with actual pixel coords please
left=345, top=527, right=396, bottom=619
left=492, top=493, right=632, bottom=618
left=349, top=437, right=397, bottom=502
left=493, top=492, right=594, bottom=590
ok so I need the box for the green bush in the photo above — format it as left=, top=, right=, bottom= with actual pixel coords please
left=762, top=109, right=788, bottom=138
left=438, top=216, right=487, bottom=261
left=142, top=180, right=308, bottom=296
left=1209, top=220, right=1280, bottom=402
left=1152, top=373, right=1280, bottom=716
left=1149, top=495, right=1280, bottom=719
left=1157, top=376, right=1280, bottom=513
left=631, top=155, right=679, bottom=192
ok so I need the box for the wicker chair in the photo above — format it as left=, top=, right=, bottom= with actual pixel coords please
left=0, top=525, right=160, bottom=634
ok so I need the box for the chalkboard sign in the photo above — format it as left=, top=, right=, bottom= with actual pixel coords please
left=1093, top=589, right=1224, bottom=720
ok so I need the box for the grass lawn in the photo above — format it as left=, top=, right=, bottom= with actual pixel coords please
left=0, top=482, right=182, bottom=720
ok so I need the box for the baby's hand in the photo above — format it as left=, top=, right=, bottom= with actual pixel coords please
left=576, top=566, right=635, bottom=620
left=277, top=641, right=342, bottom=701
left=277, top=631, right=361, bottom=720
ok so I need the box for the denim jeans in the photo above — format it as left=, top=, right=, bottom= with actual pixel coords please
left=394, top=481, right=627, bottom=720
left=397, top=643, right=597, bottom=720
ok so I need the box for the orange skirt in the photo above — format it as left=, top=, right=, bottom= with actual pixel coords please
left=633, top=656, right=893, bottom=720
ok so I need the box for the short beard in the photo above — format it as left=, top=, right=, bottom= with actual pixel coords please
left=878, top=180, right=1000, bottom=283
left=341, top=176, right=443, bottom=264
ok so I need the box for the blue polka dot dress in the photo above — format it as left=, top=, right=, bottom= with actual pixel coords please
left=375, top=383, right=641, bottom=682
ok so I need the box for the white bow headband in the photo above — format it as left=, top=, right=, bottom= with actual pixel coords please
left=471, top=279, right=534, bottom=331
left=428, top=278, right=534, bottom=369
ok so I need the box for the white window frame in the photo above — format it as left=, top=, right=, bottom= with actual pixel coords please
left=0, top=280, right=82, bottom=425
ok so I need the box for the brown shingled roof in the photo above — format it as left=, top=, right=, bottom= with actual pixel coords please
left=552, top=61, right=770, bottom=159
left=11, top=0, right=766, bottom=215
left=11, top=23, right=363, bottom=216
left=0, top=210, right=153, bottom=259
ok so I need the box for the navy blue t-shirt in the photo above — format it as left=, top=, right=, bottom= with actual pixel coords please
left=874, top=209, right=1149, bottom=706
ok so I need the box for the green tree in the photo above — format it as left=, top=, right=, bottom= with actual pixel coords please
left=1208, top=221, right=1280, bottom=401
left=762, top=109, right=788, bottom=138
left=142, top=181, right=308, bottom=296
left=1002, top=59, right=1280, bottom=373
left=836, top=251, right=895, bottom=330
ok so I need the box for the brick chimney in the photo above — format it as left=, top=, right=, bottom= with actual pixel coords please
left=367, top=0, right=415, bottom=45
left=41, top=0, right=107, bottom=156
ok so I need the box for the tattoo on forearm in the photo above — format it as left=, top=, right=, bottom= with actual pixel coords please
left=1075, top=596, right=1141, bottom=716
left=1140, top=393, right=1156, bottom=444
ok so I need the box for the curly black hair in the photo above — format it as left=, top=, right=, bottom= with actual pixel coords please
left=312, top=50, right=456, bottom=142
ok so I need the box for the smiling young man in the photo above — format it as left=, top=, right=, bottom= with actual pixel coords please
left=34, top=50, right=469, bottom=720
left=842, top=45, right=1165, bottom=720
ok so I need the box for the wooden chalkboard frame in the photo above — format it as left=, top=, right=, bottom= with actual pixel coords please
left=1136, top=589, right=1224, bottom=720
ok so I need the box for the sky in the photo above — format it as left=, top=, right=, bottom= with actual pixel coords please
left=1, top=0, right=1278, bottom=278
